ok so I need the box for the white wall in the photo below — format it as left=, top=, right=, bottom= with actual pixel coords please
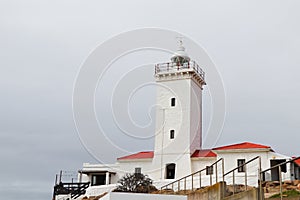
left=117, top=159, right=154, bottom=179
left=85, top=184, right=116, bottom=197
left=78, top=149, right=292, bottom=197
left=154, top=78, right=191, bottom=155
left=191, top=158, right=217, bottom=174
left=101, top=192, right=187, bottom=200
left=189, top=79, right=203, bottom=153
left=215, top=150, right=291, bottom=185
left=153, top=71, right=205, bottom=180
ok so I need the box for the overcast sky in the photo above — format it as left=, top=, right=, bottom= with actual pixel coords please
left=1, top=1, right=300, bottom=200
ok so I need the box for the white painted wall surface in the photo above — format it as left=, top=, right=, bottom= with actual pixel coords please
left=153, top=73, right=204, bottom=180
left=154, top=78, right=190, bottom=155
left=101, top=192, right=187, bottom=200
left=117, top=159, right=154, bottom=180
left=85, top=184, right=116, bottom=197
left=215, top=150, right=291, bottom=185
left=55, top=194, right=71, bottom=200
left=152, top=77, right=192, bottom=180
left=191, top=158, right=217, bottom=173
left=189, top=79, right=203, bottom=153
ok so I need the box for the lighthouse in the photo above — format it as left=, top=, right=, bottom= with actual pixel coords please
left=71, top=41, right=293, bottom=198
left=152, top=41, right=206, bottom=180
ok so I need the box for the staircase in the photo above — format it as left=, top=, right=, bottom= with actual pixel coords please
left=53, top=182, right=90, bottom=199
left=159, top=156, right=264, bottom=199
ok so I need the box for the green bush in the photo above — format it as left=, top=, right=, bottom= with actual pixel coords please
left=114, top=173, right=157, bottom=193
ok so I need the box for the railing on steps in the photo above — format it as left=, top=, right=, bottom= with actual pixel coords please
left=160, top=156, right=265, bottom=199
left=160, top=158, right=224, bottom=193
left=223, top=156, right=262, bottom=199
left=260, top=156, right=300, bottom=200
left=53, top=182, right=90, bottom=199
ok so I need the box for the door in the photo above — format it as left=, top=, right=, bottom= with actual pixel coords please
left=270, top=159, right=286, bottom=181
left=166, top=164, right=176, bottom=179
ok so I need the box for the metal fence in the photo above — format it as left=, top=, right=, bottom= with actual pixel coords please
left=54, top=170, right=79, bottom=185
left=223, top=156, right=262, bottom=198
left=158, top=156, right=300, bottom=199
left=160, top=158, right=224, bottom=192
left=155, top=61, right=205, bottom=80
left=260, top=156, right=300, bottom=200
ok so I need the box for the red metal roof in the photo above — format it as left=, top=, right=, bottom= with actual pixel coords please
left=117, top=151, right=154, bottom=160
left=191, top=149, right=217, bottom=158
left=294, top=157, right=300, bottom=166
left=213, top=142, right=271, bottom=150
left=118, top=149, right=217, bottom=160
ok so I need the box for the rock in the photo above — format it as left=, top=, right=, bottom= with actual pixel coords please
left=272, top=181, right=280, bottom=186
left=284, top=180, right=292, bottom=185
left=267, top=181, right=280, bottom=187
left=286, top=185, right=296, bottom=190
left=297, top=183, right=300, bottom=190
left=293, top=180, right=300, bottom=186
left=264, top=187, right=269, bottom=193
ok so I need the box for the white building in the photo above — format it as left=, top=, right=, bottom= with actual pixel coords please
left=75, top=43, right=298, bottom=196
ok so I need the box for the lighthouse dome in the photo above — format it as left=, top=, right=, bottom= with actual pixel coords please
left=171, top=41, right=190, bottom=64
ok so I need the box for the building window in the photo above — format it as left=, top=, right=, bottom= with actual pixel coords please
left=237, top=159, right=246, bottom=172
left=206, top=166, right=213, bottom=175
left=135, top=167, right=141, bottom=175
left=171, top=98, right=176, bottom=107
left=166, top=163, right=176, bottom=179
left=170, top=130, right=175, bottom=139
left=91, top=174, right=106, bottom=186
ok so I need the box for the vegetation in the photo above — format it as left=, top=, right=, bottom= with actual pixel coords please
left=269, top=190, right=300, bottom=198
left=114, top=173, right=157, bottom=193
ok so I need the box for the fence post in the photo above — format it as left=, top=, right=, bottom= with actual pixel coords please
left=222, top=158, right=225, bottom=182
left=279, top=165, right=283, bottom=200
left=245, top=166, right=247, bottom=191
left=59, top=170, right=62, bottom=183
left=215, top=163, right=218, bottom=184
left=55, top=174, right=58, bottom=185
left=222, top=158, right=225, bottom=199
left=259, top=157, right=263, bottom=200
left=233, top=171, right=235, bottom=195
left=191, top=174, right=194, bottom=191
left=199, top=171, right=201, bottom=188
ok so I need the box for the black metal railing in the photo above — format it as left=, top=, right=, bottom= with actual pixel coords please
left=53, top=182, right=90, bottom=199
left=155, top=61, right=205, bottom=80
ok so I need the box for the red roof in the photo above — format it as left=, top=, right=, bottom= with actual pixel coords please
left=118, top=149, right=217, bottom=160
left=213, top=142, right=271, bottom=150
left=117, top=151, right=154, bottom=160
left=191, top=149, right=217, bottom=158
left=294, top=157, right=300, bottom=166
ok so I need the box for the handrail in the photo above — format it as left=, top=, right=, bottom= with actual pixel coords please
left=160, top=158, right=224, bottom=191
left=155, top=61, right=205, bottom=80
left=53, top=182, right=90, bottom=199
left=223, top=156, right=260, bottom=176
left=222, top=156, right=262, bottom=198
left=260, top=156, right=300, bottom=174
left=259, top=156, right=300, bottom=200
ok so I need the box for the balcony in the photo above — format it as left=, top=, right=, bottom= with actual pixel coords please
left=155, top=61, right=205, bottom=81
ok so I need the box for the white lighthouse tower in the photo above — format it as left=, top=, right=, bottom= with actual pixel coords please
left=152, top=41, right=206, bottom=180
